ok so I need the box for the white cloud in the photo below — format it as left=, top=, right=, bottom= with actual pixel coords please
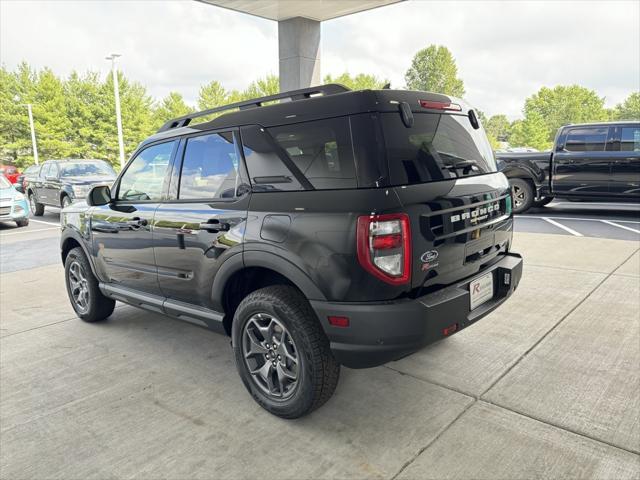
left=1, top=0, right=638, bottom=119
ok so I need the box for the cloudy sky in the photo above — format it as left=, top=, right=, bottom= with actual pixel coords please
left=1, top=0, right=638, bottom=119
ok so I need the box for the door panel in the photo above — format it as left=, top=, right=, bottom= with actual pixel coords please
left=552, top=126, right=611, bottom=196
left=92, top=203, right=161, bottom=294
left=91, top=140, right=177, bottom=295
left=152, top=130, right=250, bottom=310
left=34, top=163, right=50, bottom=204
left=44, top=163, right=62, bottom=206
left=153, top=200, right=248, bottom=309
left=610, top=125, right=640, bottom=197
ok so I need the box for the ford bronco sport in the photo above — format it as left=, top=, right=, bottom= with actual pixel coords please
left=60, top=84, right=523, bottom=418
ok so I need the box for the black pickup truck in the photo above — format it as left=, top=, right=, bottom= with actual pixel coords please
left=497, top=121, right=640, bottom=213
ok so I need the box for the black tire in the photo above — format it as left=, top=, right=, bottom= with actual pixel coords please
left=64, top=247, right=115, bottom=322
left=61, top=195, right=72, bottom=208
left=28, top=192, right=44, bottom=216
left=15, top=218, right=29, bottom=227
left=509, top=178, right=534, bottom=214
left=532, top=196, right=554, bottom=208
left=232, top=285, right=340, bottom=419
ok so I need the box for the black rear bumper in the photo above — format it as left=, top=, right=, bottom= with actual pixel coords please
left=311, top=252, right=523, bottom=368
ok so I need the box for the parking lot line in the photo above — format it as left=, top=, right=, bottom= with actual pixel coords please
left=516, top=215, right=640, bottom=224
left=542, top=217, right=583, bottom=237
left=29, top=219, right=60, bottom=226
left=600, top=220, right=640, bottom=234
left=0, top=227, right=59, bottom=236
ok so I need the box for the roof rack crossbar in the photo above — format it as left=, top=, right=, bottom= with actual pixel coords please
left=157, top=83, right=350, bottom=133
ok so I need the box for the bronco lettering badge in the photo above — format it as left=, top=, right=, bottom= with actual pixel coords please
left=450, top=202, right=501, bottom=224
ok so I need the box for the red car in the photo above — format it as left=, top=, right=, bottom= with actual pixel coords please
left=0, top=165, right=21, bottom=184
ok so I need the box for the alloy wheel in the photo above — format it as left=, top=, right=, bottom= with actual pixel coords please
left=512, top=184, right=526, bottom=209
left=68, top=260, right=90, bottom=314
left=241, top=313, right=299, bottom=399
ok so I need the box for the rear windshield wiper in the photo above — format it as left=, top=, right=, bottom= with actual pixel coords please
left=443, top=159, right=478, bottom=175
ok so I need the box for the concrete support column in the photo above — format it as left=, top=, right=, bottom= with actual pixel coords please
left=278, top=17, right=320, bottom=92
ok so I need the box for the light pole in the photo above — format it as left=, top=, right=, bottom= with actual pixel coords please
left=106, top=53, right=125, bottom=168
left=14, top=96, right=39, bottom=165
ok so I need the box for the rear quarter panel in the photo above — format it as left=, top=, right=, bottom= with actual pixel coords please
left=244, top=188, right=408, bottom=302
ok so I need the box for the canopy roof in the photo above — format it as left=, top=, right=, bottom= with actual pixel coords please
left=198, top=0, right=404, bottom=21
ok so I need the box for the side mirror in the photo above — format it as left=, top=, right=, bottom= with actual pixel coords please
left=87, top=185, right=111, bottom=206
left=14, top=184, right=25, bottom=194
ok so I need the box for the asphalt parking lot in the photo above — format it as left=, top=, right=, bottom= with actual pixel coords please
left=1, top=203, right=639, bottom=479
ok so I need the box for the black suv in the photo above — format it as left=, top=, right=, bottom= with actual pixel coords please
left=60, top=85, right=523, bottom=418
left=27, top=159, right=116, bottom=215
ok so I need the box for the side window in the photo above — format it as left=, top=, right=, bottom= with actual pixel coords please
left=40, top=163, right=51, bottom=178
left=620, top=127, right=640, bottom=152
left=117, top=141, right=175, bottom=201
left=564, top=127, right=608, bottom=152
left=240, top=126, right=303, bottom=191
left=179, top=132, right=246, bottom=199
left=267, top=117, right=357, bottom=190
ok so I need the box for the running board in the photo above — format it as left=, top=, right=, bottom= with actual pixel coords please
left=100, top=283, right=225, bottom=333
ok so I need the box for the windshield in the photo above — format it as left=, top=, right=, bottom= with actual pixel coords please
left=0, top=176, right=11, bottom=188
left=59, top=161, right=115, bottom=177
left=381, top=113, right=497, bottom=185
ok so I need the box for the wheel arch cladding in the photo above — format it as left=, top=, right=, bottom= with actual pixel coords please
left=217, top=253, right=326, bottom=335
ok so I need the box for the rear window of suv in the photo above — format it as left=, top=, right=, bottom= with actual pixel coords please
left=382, top=113, right=497, bottom=185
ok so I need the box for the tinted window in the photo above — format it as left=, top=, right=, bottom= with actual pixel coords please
left=267, top=117, right=357, bottom=190
left=59, top=161, right=115, bottom=177
left=383, top=113, right=497, bottom=185
left=25, top=165, right=41, bottom=176
left=240, top=126, right=303, bottom=192
left=565, top=127, right=608, bottom=152
left=42, top=163, right=56, bottom=178
left=620, top=126, right=640, bottom=152
left=179, top=132, right=246, bottom=199
left=118, top=141, right=175, bottom=201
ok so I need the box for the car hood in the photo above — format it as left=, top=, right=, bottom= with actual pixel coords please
left=63, top=176, right=115, bottom=186
left=0, top=186, right=17, bottom=201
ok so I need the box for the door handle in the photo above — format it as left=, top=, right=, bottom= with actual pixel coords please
left=125, top=217, right=148, bottom=227
left=199, top=219, right=230, bottom=232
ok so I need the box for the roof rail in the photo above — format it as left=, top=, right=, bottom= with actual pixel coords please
left=157, top=83, right=350, bottom=133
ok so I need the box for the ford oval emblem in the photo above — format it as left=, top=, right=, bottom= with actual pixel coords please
left=421, top=250, right=439, bottom=263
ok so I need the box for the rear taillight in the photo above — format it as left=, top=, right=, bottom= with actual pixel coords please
left=357, top=213, right=411, bottom=285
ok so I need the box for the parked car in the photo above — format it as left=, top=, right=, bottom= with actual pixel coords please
left=0, top=174, right=29, bottom=227
left=497, top=121, right=640, bottom=213
left=0, top=165, right=21, bottom=184
left=60, top=84, right=523, bottom=418
left=27, top=159, right=116, bottom=215
left=17, top=164, right=41, bottom=193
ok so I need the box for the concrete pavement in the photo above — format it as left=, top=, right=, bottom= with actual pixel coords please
left=0, top=232, right=639, bottom=479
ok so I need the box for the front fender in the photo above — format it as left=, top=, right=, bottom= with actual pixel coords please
left=60, top=225, right=100, bottom=279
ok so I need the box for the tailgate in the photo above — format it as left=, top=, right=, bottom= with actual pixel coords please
left=394, top=172, right=514, bottom=290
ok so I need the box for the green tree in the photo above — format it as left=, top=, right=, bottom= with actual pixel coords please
left=524, top=85, right=608, bottom=141
left=323, top=72, right=388, bottom=90
left=64, top=71, right=116, bottom=160
left=404, top=45, right=465, bottom=96
left=509, top=111, right=552, bottom=150
left=485, top=115, right=511, bottom=142
left=197, top=80, right=229, bottom=110
left=0, top=64, right=35, bottom=166
left=152, top=91, right=193, bottom=129
left=243, top=74, right=279, bottom=99
left=106, top=73, right=154, bottom=162
left=31, top=68, right=73, bottom=159
left=613, top=92, right=640, bottom=120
